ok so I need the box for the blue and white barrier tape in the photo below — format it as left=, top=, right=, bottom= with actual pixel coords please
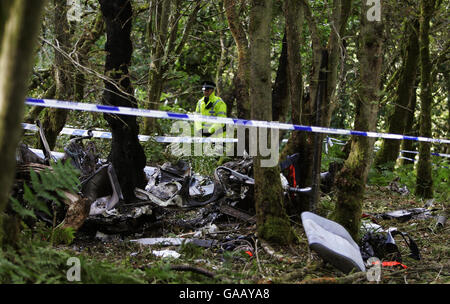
left=400, top=149, right=450, bottom=159
left=28, top=148, right=158, bottom=176
left=25, top=97, right=450, bottom=145
left=22, top=122, right=449, bottom=159
left=22, top=123, right=237, bottom=144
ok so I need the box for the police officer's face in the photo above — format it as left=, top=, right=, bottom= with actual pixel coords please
left=202, top=88, right=213, bottom=97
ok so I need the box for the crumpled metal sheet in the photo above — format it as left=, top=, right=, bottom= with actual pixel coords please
left=377, top=208, right=436, bottom=221
left=140, top=161, right=223, bottom=208
left=130, top=237, right=217, bottom=248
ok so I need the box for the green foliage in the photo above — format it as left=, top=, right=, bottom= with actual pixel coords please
left=321, top=138, right=347, bottom=171
left=395, top=163, right=417, bottom=189
left=187, top=155, right=219, bottom=177
left=51, top=226, right=76, bottom=246
left=315, top=194, right=335, bottom=218
left=367, top=162, right=397, bottom=186
left=10, top=160, right=81, bottom=220
left=0, top=239, right=147, bottom=284
left=158, top=102, right=189, bottom=135
left=367, top=158, right=449, bottom=203
left=142, top=138, right=172, bottom=165
left=179, top=242, right=204, bottom=259
left=429, top=159, right=449, bottom=202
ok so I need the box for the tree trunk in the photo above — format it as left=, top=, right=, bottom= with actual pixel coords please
left=224, top=0, right=251, bottom=120
left=215, top=0, right=234, bottom=117
left=99, top=0, right=147, bottom=201
left=334, top=2, right=384, bottom=241
left=375, top=20, right=420, bottom=169
left=272, top=31, right=289, bottom=123
left=288, top=0, right=352, bottom=211
left=285, top=0, right=304, bottom=125
left=249, top=0, right=294, bottom=244
left=24, top=84, right=55, bottom=124
left=445, top=71, right=450, bottom=155
left=400, top=82, right=418, bottom=165
left=323, top=0, right=352, bottom=127
left=0, top=0, right=46, bottom=247
left=40, top=0, right=72, bottom=151
left=74, top=12, right=104, bottom=102
left=143, top=0, right=201, bottom=135
left=416, top=0, right=436, bottom=198
left=277, top=0, right=311, bottom=215
left=143, top=0, right=171, bottom=135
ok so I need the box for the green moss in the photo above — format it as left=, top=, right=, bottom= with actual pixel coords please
left=333, top=165, right=365, bottom=241
left=258, top=215, right=295, bottom=244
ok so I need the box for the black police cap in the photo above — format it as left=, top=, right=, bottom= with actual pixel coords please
left=202, top=81, right=216, bottom=89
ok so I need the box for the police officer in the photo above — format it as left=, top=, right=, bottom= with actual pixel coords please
left=194, top=81, right=227, bottom=137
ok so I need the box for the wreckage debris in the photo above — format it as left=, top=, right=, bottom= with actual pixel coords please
left=372, top=202, right=440, bottom=222
left=436, top=215, right=446, bottom=228
left=14, top=128, right=126, bottom=232
left=360, top=227, right=421, bottom=263
left=15, top=125, right=343, bottom=258
left=130, top=237, right=217, bottom=248
left=151, top=250, right=181, bottom=259
left=141, top=160, right=224, bottom=209
left=377, top=208, right=434, bottom=221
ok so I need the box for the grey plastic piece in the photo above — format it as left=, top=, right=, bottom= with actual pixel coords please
left=436, top=215, right=446, bottom=228
left=301, top=212, right=366, bottom=273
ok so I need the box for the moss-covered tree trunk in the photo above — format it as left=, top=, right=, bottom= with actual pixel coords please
left=40, top=0, right=71, bottom=150
left=249, top=0, right=294, bottom=244
left=415, top=0, right=436, bottom=198
left=334, top=2, right=384, bottom=240
left=99, top=0, right=147, bottom=201
left=375, top=20, right=419, bottom=169
left=74, top=12, right=104, bottom=102
left=0, top=0, right=46, bottom=247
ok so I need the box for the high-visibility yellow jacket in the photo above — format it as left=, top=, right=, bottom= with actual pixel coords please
left=194, top=91, right=227, bottom=136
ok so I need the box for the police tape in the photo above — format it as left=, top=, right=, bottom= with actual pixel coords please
left=20, top=123, right=340, bottom=147
left=28, top=148, right=158, bottom=176
left=23, top=121, right=450, bottom=160
left=25, top=97, right=450, bottom=145
left=21, top=123, right=238, bottom=143
left=400, top=149, right=450, bottom=158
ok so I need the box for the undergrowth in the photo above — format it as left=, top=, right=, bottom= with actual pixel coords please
left=0, top=238, right=147, bottom=284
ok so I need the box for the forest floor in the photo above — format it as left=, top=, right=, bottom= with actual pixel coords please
left=56, top=184, right=449, bottom=285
